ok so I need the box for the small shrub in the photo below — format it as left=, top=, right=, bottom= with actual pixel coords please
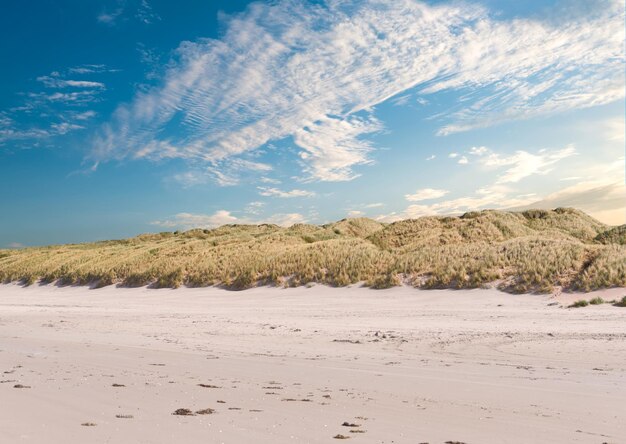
left=154, top=269, right=184, bottom=288
left=588, top=297, right=604, bottom=305
left=569, top=299, right=588, bottom=308
left=615, top=296, right=626, bottom=307
left=123, top=273, right=153, bottom=287
left=367, top=273, right=401, bottom=289
left=230, top=269, right=257, bottom=290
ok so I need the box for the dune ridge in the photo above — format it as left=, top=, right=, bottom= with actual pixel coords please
left=1, top=208, right=624, bottom=293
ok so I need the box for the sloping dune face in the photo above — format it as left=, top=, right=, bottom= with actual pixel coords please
left=0, top=208, right=624, bottom=292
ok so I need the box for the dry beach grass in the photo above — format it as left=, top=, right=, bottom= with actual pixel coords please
left=1, top=208, right=624, bottom=293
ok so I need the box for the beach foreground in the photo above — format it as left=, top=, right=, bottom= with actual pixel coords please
left=0, top=284, right=625, bottom=443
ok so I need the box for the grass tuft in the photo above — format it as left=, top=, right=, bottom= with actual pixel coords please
left=614, top=296, right=626, bottom=307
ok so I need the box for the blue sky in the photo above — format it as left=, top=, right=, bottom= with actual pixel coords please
left=1, top=0, right=624, bottom=247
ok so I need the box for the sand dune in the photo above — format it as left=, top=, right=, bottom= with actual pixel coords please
left=0, top=283, right=625, bottom=443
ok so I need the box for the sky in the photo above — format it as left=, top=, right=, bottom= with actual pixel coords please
left=0, top=0, right=624, bottom=248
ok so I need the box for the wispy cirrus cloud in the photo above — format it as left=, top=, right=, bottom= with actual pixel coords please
left=91, top=0, right=624, bottom=184
left=1, top=60, right=117, bottom=148
left=68, top=64, right=119, bottom=75
left=257, top=186, right=315, bottom=198
left=136, top=0, right=160, bottom=24
left=37, top=75, right=105, bottom=89
left=97, top=0, right=160, bottom=26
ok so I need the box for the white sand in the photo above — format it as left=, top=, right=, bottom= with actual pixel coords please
left=0, top=283, right=625, bottom=443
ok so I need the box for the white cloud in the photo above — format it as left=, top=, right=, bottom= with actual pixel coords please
left=483, top=145, right=576, bottom=183
left=426, top=154, right=436, bottom=160
left=37, top=76, right=105, bottom=89
left=151, top=210, right=305, bottom=229
left=458, top=156, right=469, bottom=165
left=448, top=153, right=459, bottom=158
left=6, top=242, right=25, bottom=249
left=68, top=64, right=117, bottom=74
left=348, top=210, right=364, bottom=217
left=51, top=122, right=84, bottom=135
left=171, top=158, right=273, bottom=187
left=364, top=202, right=384, bottom=208
left=257, top=186, right=315, bottom=198
left=45, top=91, right=100, bottom=103
left=74, top=111, right=97, bottom=121
left=405, top=188, right=449, bottom=202
left=92, top=0, right=624, bottom=183
left=294, top=115, right=381, bottom=181
left=469, top=146, right=488, bottom=156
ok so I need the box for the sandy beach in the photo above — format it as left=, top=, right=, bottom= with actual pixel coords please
left=0, top=283, right=625, bottom=443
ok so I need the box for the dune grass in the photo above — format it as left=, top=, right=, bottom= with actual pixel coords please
left=1, top=208, right=624, bottom=293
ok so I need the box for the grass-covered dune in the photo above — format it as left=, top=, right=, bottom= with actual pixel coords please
left=1, top=208, right=625, bottom=293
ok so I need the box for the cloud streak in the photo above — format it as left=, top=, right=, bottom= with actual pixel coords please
left=91, top=0, right=624, bottom=183
left=405, top=188, right=449, bottom=202
left=257, top=187, right=315, bottom=198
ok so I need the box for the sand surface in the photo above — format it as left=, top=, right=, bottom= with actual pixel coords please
left=0, top=283, right=625, bottom=443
